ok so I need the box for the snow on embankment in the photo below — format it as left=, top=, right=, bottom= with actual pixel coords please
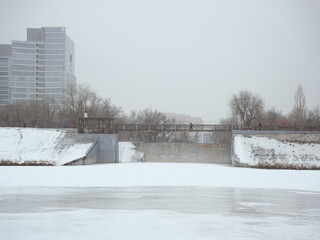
left=119, top=142, right=144, bottom=163
left=233, top=134, right=320, bottom=169
left=0, top=128, right=93, bottom=166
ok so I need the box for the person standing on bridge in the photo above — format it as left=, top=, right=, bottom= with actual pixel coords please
left=83, top=110, right=88, bottom=133
left=189, top=122, right=193, bottom=131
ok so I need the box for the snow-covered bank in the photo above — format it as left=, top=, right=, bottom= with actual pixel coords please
left=0, top=128, right=93, bottom=165
left=233, top=134, right=320, bottom=169
left=119, top=142, right=144, bottom=162
left=0, top=163, right=319, bottom=191
left=0, top=128, right=144, bottom=165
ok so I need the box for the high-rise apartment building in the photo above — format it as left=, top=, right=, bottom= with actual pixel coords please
left=0, top=27, right=76, bottom=106
left=0, top=44, right=11, bottom=106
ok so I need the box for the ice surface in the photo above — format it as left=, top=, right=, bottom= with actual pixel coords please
left=0, top=187, right=319, bottom=240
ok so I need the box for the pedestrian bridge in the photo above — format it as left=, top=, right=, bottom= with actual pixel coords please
left=78, top=117, right=232, bottom=134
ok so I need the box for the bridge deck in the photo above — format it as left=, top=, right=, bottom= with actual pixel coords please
left=77, top=118, right=232, bottom=133
left=109, top=123, right=232, bottom=132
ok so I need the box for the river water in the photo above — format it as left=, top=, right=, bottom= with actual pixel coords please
left=0, top=186, right=319, bottom=239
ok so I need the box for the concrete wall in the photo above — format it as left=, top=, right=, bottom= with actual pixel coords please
left=67, top=134, right=118, bottom=165
left=233, top=130, right=320, bottom=136
left=135, top=142, right=231, bottom=164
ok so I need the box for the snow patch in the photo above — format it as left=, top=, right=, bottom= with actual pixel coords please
left=119, top=142, right=144, bottom=163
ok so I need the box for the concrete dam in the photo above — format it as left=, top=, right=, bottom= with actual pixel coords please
left=0, top=127, right=319, bottom=169
left=135, top=142, right=231, bottom=164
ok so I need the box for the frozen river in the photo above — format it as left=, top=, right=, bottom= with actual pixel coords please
left=1, top=186, right=320, bottom=240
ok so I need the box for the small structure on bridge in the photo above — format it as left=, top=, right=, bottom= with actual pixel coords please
left=78, top=117, right=114, bottom=134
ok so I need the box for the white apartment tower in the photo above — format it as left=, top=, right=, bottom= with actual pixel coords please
left=0, top=44, right=11, bottom=106
left=0, top=27, right=76, bottom=106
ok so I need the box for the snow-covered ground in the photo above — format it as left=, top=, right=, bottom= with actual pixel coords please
left=0, top=164, right=320, bottom=240
left=1, top=150, right=320, bottom=240
left=234, top=134, right=320, bottom=168
left=0, top=128, right=144, bottom=166
left=0, top=127, right=319, bottom=191
left=0, top=128, right=93, bottom=165
left=1, top=128, right=320, bottom=239
left=119, top=142, right=144, bottom=162
left=0, top=163, right=319, bottom=191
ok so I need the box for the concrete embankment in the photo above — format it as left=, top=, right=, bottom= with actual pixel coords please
left=135, top=142, right=231, bottom=164
left=232, top=131, right=320, bottom=169
left=67, top=134, right=118, bottom=165
left=2, top=127, right=318, bottom=169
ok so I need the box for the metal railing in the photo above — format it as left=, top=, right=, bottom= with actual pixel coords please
left=110, top=124, right=232, bottom=132
left=77, top=118, right=232, bottom=133
left=77, top=118, right=320, bottom=134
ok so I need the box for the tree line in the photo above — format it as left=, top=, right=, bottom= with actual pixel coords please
left=0, top=84, right=123, bottom=128
left=0, top=83, right=319, bottom=132
left=0, top=83, right=198, bottom=142
left=0, top=84, right=180, bottom=131
left=224, top=84, right=320, bottom=130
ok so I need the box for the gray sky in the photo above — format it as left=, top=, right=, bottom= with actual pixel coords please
left=1, top=0, right=319, bottom=122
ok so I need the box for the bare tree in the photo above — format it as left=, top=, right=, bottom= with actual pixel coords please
left=26, top=101, right=43, bottom=127
left=95, top=98, right=123, bottom=120
left=219, top=116, right=235, bottom=126
left=42, top=98, right=58, bottom=127
left=136, top=108, right=166, bottom=142
left=262, top=107, right=284, bottom=129
left=59, top=83, right=80, bottom=126
left=289, top=83, right=307, bottom=129
left=1, top=82, right=124, bottom=128
left=137, top=107, right=165, bottom=125
left=60, top=84, right=96, bottom=126
left=59, top=83, right=124, bottom=128
left=0, top=104, right=13, bottom=126
left=127, top=110, right=138, bottom=123
left=4, top=103, right=27, bottom=127
left=229, top=90, right=264, bottom=127
left=124, top=108, right=177, bottom=142
left=79, top=86, right=100, bottom=117
left=307, top=106, right=320, bottom=130
left=0, top=100, right=58, bottom=127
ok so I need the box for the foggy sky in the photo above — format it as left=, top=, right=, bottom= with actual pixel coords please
left=1, top=0, right=319, bottom=122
